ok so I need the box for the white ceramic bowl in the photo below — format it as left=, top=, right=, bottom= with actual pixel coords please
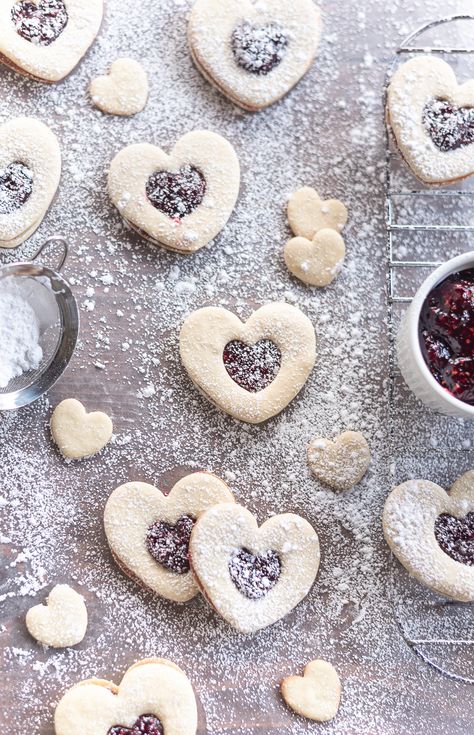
left=396, top=251, right=474, bottom=419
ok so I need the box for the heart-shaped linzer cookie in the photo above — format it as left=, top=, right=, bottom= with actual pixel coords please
left=54, top=659, right=197, bottom=735
left=26, top=584, right=87, bottom=648
left=287, top=187, right=348, bottom=240
left=0, top=117, right=61, bottom=248
left=284, top=229, right=345, bottom=287
left=387, top=56, right=474, bottom=185
left=51, top=398, right=113, bottom=460
left=0, top=0, right=103, bottom=83
left=108, top=131, right=240, bottom=253
left=189, top=503, right=320, bottom=633
left=104, top=472, right=234, bottom=602
left=281, top=659, right=341, bottom=722
left=90, top=58, right=149, bottom=116
left=188, top=0, right=322, bottom=111
left=180, top=303, right=316, bottom=424
left=308, top=431, right=371, bottom=491
left=383, top=471, right=474, bottom=602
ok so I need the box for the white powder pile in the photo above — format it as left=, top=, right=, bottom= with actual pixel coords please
left=0, top=277, right=43, bottom=388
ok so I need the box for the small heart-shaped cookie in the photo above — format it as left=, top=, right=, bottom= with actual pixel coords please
left=54, top=659, right=198, bottom=735
left=104, top=472, right=234, bottom=602
left=188, top=0, right=322, bottom=111
left=90, top=58, right=149, bottom=116
left=180, top=302, right=316, bottom=424
left=26, top=584, right=87, bottom=648
left=308, top=431, right=371, bottom=491
left=0, top=117, right=61, bottom=248
left=189, top=503, right=320, bottom=633
left=51, top=398, right=113, bottom=460
left=281, top=659, right=341, bottom=722
left=108, top=130, right=240, bottom=253
left=0, top=0, right=103, bottom=83
left=383, top=471, right=474, bottom=602
left=284, top=229, right=345, bottom=287
left=287, top=187, right=348, bottom=240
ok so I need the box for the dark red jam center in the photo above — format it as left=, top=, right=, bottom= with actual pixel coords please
left=146, top=515, right=195, bottom=575
left=108, top=715, right=164, bottom=735
left=11, top=0, right=68, bottom=46
left=423, top=98, right=474, bottom=152
left=223, top=339, right=281, bottom=393
left=0, top=162, right=33, bottom=216
left=146, top=165, right=206, bottom=221
left=434, top=512, right=474, bottom=566
left=419, top=268, right=474, bottom=405
left=228, top=548, right=281, bottom=600
left=231, top=21, right=288, bottom=75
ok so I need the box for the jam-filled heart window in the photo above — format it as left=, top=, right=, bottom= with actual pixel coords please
left=108, top=715, right=164, bottom=735
left=423, top=98, right=474, bottom=152
left=146, top=165, right=206, bottom=221
left=228, top=547, right=282, bottom=599
left=223, top=339, right=282, bottom=392
left=146, top=515, right=196, bottom=575
left=231, top=21, right=289, bottom=75
left=0, top=161, right=33, bottom=216
left=435, top=511, right=474, bottom=566
left=11, top=0, right=68, bottom=46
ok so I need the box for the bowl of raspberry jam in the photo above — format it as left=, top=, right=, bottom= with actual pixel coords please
left=397, top=252, right=474, bottom=419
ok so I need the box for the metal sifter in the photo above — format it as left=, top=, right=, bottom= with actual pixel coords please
left=0, top=236, right=79, bottom=411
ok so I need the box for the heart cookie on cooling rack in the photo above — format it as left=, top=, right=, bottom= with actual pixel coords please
left=104, top=472, right=234, bottom=602
left=179, top=302, right=316, bottom=424
left=188, top=0, right=322, bottom=111
left=383, top=470, right=474, bottom=602
left=189, top=503, right=320, bottom=633
left=108, top=131, right=240, bottom=253
left=0, top=117, right=61, bottom=249
left=54, top=658, right=197, bottom=735
left=0, top=0, right=103, bottom=83
left=26, top=584, right=87, bottom=648
left=387, top=55, right=474, bottom=185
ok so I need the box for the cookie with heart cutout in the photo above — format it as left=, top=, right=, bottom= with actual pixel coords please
left=308, top=431, right=371, bottom=491
left=0, top=0, right=103, bottom=83
left=189, top=502, right=320, bottom=634
left=89, top=58, right=149, bottom=116
left=54, top=658, right=198, bottom=735
left=281, top=659, right=341, bottom=722
left=284, top=229, right=345, bottom=287
left=104, top=472, right=234, bottom=603
left=383, top=471, right=474, bottom=602
left=0, top=117, right=61, bottom=249
left=26, top=584, right=87, bottom=648
left=287, top=187, right=348, bottom=240
left=51, top=398, right=113, bottom=460
left=108, top=130, right=240, bottom=253
left=188, top=0, right=322, bottom=111
left=180, top=302, right=316, bottom=424
left=387, top=55, right=474, bottom=185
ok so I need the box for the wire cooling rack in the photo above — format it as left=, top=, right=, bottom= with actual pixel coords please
left=385, top=14, right=474, bottom=684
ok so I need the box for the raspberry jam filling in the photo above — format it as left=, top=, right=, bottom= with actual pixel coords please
left=108, top=715, right=164, bottom=735
left=223, top=339, right=282, bottom=393
left=231, top=22, right=288, bottom=75
left=146, top=165, right=206, bottom=221
left=423, top=99, right=474, bottom=152
left=229, top=548, right=281, bottom=600
left=434, top=512, right=474, bottom=566
left=419, top=268, right=474, bottom=405
left=11, top=0, right=68, bottom=46
left=146, top=515, right=195, bottom=575
left=0, top=162, right=33, bottom=216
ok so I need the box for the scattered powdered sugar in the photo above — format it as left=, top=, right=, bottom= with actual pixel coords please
left=0, top=276, right=43, bottom=388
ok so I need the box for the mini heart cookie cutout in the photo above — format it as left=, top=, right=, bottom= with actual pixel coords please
left=284, top=229, right=345, bottom=287
left=51, top=398, right=113, bottom=460
left=188, top=0, right=322, bottom=111
left=0, top=0, right=103, bottom=83
left=26, top=584, right=87, bottom=648
left=54, top=658, right=198, bottom=735
left=180, top=303, right=316, bottom=424
left=0, top=117, right=61, bottom=248
left=90, top=58, right=149, bottom=116
left=387, top=56, right=474, bottom=184
left=308, top=431, right=371, bottom=491
left=281, top=659, right=341, bottom=722
left=104, top=472, right=234, bottom=602
left=189, top=503, right=320, bottom=633
left=287, top=187, right=348, bottom=240
left=108, top=130, right=240, bottom=253
left=383, top=471, right=474, bottom=602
